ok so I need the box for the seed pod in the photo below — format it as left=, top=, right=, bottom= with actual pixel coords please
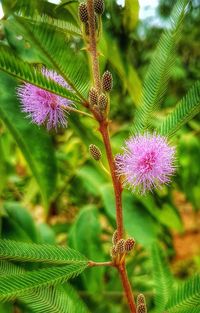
left=102, top=71, right=113, bottom=92
left=89, top=87, right=98, bottom=106
left=115, top=239, right=125, bottom=254
left=137, top=304, right=147, bottom=313
left=89, top=144, right=102, bottom=161
left=94, top=0, right=105, bottom=15
left=79, top=3, right=88, bottom=23
left=112, top=230, right=118, bottom=246
left=125, top=238, right=135, bottom=252
left=137, top=294, right=146, bottom=307
left=98, top=94, right=108, bottom=111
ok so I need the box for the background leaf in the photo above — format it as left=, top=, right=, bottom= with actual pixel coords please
left=1, top=202, right=39, bottom=242
left=151, top=243, right=175, bottom=313
left=0, top=72, right=57, bottom=207
left=69, top=205, right=105, bottom=295
left=166, top=274, right=200, bottom=313
left=100, top=184, right=160, bottom=247
left=157, top=81, right=200, bottom=137
left=123, top=0, right=139, bottom=32
left=132, top=0, right=189, bottom=133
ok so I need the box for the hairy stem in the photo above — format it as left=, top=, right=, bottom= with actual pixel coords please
left=62, top=106, right=94, bottom=118
left=99, top=120, right=123, bottom=239
left=118, top=263, right=137, bottom=313
left=87, top=0, right=101, bottom=93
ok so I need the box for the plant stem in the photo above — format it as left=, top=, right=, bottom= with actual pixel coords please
left=86, top=1, right=137, bottom=312
left=99, top=120, right=123, bottom=239
left=87, top=0, right=101, bottom=93
left=99, top=160, right=111, bottom=177
left=62, top=106, right=94, bottom=118
left=118, top=263, right=137, bottom=313
left=88, top=261, right=113, bottom=267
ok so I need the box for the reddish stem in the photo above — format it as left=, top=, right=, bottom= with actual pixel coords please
left=118, top=263, right=137, bottom=313
left=99, top=120, right=123, bottom=239
left=99, top=120, right=137, bottom=313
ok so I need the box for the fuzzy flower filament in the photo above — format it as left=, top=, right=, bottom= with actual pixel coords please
left=116, top=133, right=176, bottom=193
left=17, top=68, right=72, bottom=130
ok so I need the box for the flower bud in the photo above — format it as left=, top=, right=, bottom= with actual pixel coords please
left=94, top=0, right=105, bottom=15
left=137, top=294, right=146, bottom=306
left=79, top=3, right=88, bottom=23
left=115, top=239, right=125, bottom=254
left=102, top=70, right=113, bottom=92
left=110, top=246, right=117, bottom=258
left=137, top=304, right=147, bottom=313
left=89, top=87, right=98, bottom=106
left=112, top=230, right=118, bottom=246
left=137, top=294, right=147, bottom=313
left=98, top=94, right=108, bottom=111
left=124, top=238, right=135, bottom=252
left=89, top=144, right=102, bottom=161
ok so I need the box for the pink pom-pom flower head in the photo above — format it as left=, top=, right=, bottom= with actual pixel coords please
left=17, top=68, right=72, bottom=130
left=116, top=133, right=176, bottom=194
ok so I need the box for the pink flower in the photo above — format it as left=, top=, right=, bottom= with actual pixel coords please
left=17, top=68, right=72, bottom=130
left=116, top=133, right=176, bottom=193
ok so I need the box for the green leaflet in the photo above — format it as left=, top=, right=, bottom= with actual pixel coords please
left=0, top=260, right=91, bottom=313
left=151, top=244, right=175, bottom=313
left=166, top=274, right=200, bottom=313
left=132, top=0, right=189, bottom=133
left=0, top=45, right=80, bottom=103
left=157, top=81, right=200, bottom=137
left=0, top=260, right=23, bottom=276
left=0, top=73, right=57, bottom=206
left=21, top=284, right=91, bottom=313
left=22, top=14, right=82, bottom=37
left=0, top=263, right=87, bottom=302
left=0, top=239, right=87, bottom=264
left=15, top=15, right=89, bottom=100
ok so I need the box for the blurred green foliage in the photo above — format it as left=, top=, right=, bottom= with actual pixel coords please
left=0, top=0, right=199, bottom=312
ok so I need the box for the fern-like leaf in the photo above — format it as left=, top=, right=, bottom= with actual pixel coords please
left=132, top=0, right=189, bottom=133
left=157, top=81, right=200, bottom=137
left=22, top=14, right=82, bottom=37
left=0, top=260, right=90, bottom=313
left=15, top=15, right=89, bottom=100
left=0, top=263, right=87, bottom=302
left=21, top=284, right=91, bottom=313
left=0, top=239, right=87, bottom=264
left=0, top=260, right=23, bottom=276
left=151, top=243, right=175, bottom=313
left=0, top=45, right=80, bottom=103
left=165, top=274, right=200, bottom=313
